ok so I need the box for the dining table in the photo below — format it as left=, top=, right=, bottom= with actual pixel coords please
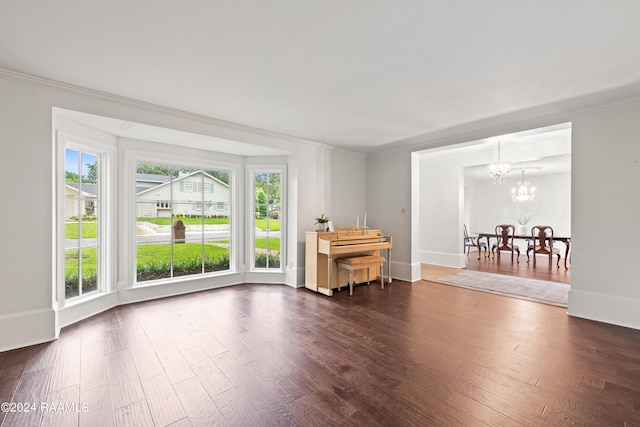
left=477, top=232, right=571, bottom=269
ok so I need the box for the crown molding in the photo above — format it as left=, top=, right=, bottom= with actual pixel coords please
left=0, top=67, right=325, bottom=149
left=372, top=84, right=640, bottom=157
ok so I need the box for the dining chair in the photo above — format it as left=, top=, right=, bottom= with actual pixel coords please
left=492, top=224, right=520, bottom=263
left=529, top=225, right=561, bottom=268
left=463, top=224, right=487, bottom=259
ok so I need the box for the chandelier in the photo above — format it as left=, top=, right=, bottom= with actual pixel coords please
left=512, top=170, right=535, bottom=202
left=488, top=140, right=510, bottom=184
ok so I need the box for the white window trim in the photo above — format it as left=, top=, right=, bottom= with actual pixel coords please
left=55, top=129, right=116, bottom=310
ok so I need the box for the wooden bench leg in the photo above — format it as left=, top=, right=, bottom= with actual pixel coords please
left=349, top=269, right=354, bottom=296
left=337, top=256, right=386, bottom=296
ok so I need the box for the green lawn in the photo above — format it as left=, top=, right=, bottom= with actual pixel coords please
left=139, top=217, right=229, bottom=226
left=255, top=238, right=280, bottom=251
left=255, top=218, right=280, bottom=231
left=135, top=242, right=228, bottom=264
left=65, top=222, right=97, bottom=239
left=66, top=243, right=231, bottom=287
left=216, top=238, right=280, bottom=251
left=67, top=217, right=279, bottom=238
left=65, top=247, right=97, bottom=277
left=136, top=243, right=230, bottom=281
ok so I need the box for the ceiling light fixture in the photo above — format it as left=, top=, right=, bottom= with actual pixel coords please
left=489, top=140, right=510, bottom=184
left=512, top=170, right=535, bottom=202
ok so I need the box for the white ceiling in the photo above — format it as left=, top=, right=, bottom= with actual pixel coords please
left=462, top=124, right=572, bottom=180
left=2, top=1, right=640, bottom=153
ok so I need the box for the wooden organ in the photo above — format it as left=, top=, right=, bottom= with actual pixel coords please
left=305, top=228, right=392, bottom=296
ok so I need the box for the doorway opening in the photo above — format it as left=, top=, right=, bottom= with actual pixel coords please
left=413, top=122, right=572, bottom=286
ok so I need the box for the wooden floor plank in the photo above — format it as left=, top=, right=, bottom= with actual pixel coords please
left=173, top=376, right=225, bottom=427
left=41, top=384, right=80, bottom=427
left=79, top=384, right=115, bottom=427
left=2, top=281, right=640, bottom=426
left=445, top=248, right=570, bottom=284
left=113, top=399, right=154, bottom=427
left=2, top=367, right=51, bottom=427
left=107, top=350, right=146, bottom=410
left=140, top=374, right=186, bottom=427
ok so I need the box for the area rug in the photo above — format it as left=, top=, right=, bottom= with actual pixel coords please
left=436, top=270, right=569, bottom=308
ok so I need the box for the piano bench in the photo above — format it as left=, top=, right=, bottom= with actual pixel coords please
left=336, top=255, right=385, bottom=296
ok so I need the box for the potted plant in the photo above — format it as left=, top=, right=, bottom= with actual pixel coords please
left=314, top=213, right=330, bottom=232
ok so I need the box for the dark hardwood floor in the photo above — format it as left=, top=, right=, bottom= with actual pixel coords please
left=2, top=279, right=639, bottom=426
left=464, top=249, right=571, bottom=284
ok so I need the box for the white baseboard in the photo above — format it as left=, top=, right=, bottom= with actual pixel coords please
left=58, top=291, right=119, bottom=330
left=389, top=260, right=416, bottom=282
left=243, top=271, right=287, bottom=285
left=286, top=265, right=304, bottom=288
left=117, top=273, right=245, bottom=306
left=419, top=250, right=466, bottom=269
left=0, top=307, right=57, bottom=352
left=568, top=289, right=640, bottom=330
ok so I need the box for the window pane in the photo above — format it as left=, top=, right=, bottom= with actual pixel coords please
left=64, top=148, right=101, bottom=299
left=80, top=247, right=98, bottom=295
left=254, top=172, right=282, bottom=270
left=204, top=243, right=229, bottom=273
left=135, top=163, right=231, bottom=282
left=203, top=169, right=230, bottom=273
left=136, top=163, right=173, bottom=282
left=173, top=211, right=203, bottom=278
left=172, top=165, right=199, bottom=277
left=65, top=248, right=80, bottom=298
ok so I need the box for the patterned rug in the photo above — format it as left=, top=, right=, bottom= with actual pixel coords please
left=436, top=270, right=569, bottom=307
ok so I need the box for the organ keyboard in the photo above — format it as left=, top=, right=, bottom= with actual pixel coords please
left=305, top=229, right=392, bottom=296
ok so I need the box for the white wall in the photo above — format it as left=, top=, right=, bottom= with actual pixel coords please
left=417, top=152, right=467, bottom=267
left=369, top=97, right=640, bottom=331
left=468, top=172, right=571, bottom=237
left=0, top=71, right=368, bottom=351
left=569, top=100, right=640, bottom=329
left=415, top=144, right=499, bottom=268
left=368, top=148, right=413, bottom=281
left=329, top=148, right=367, bottom=228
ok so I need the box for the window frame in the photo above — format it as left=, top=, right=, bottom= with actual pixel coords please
left=56, top=131, right=115, bottom=308
left=248, top=166, right=286, bottom=272
left=132, top=156, right=236, bottom=286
